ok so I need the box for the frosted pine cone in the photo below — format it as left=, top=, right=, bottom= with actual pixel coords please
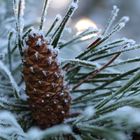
left=23, top=30, right=71, bottom=129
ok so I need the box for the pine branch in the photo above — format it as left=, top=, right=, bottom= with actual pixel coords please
left=51, top=0, right=79, bottom=48
left=73, top=53, right=121, bottom=90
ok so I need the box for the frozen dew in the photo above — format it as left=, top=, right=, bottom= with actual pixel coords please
left=60, top=92, right=64, bottom=96
left=104, top=5, right=119, bottom=35
left=41, top=100, right=45, bottom=103
left=116, top=16, right=130, bottom=30
left=38, top=81, right=42, bottom=84
left=71, top=0, right=79, bottom=10
left=0, top=111, right=23, bottom=130
left=48, top=56, right=52, bottom=65
left=42, top=71, right=47, bottom=77
left=46, top=94, right=50, bottom=97
left=13, top=0, right=25, bottom=33
left=33, top=88, right=37, bottom=92
left=27, top=125, right=72, bottom=139
left=29, top=28, right=45, bottom=38
left=54, top=48, right=60, bottom=54
left=83, top=106, right=95, bottom=119
left=56, top=14, right=62, bottom=21
left=30, top=67, right=34, bottom=73
left=53, top=100, right=57, bottom=104
left=64, top=99, right=69, bottom=103
left=61, top=111, right=65, bottom=114
left=120, top=16, right=130, bottom=23
left=47, top=45, right=54, bottom=51
left=106, top=106, right=140, bottom=130
left=113, top=5, right=119, bottom=15
left=36, top=38, right=42, bottom=46
left=13, top=0, right=25, bottom=17
left=34, top=52, right=39, bottom=60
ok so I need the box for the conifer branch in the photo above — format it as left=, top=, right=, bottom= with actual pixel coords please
left=73, top=53, right=121, bottom=90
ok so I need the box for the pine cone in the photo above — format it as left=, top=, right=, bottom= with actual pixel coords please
left=23, top=30, right=71, bottom=129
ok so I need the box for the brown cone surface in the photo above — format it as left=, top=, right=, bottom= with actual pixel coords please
left=23, top=31, right=71, bottom=129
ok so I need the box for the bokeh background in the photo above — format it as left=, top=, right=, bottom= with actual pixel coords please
left=48, top=0, right=140, bottom=42
left=1, top=0, right=140, bottom=42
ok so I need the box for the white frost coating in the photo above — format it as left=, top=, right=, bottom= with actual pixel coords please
left=122, top=37, right=136, bottom=45
left=0, top=111, right=21, bottom=129
left=111, top=16, right=130, bottom=35
left=38, top=81, right=42, bottom=84
left=56, top=14, right=62, bottom=21
left=27, top=125, right=72, bottom=140
left=13, top=0, right=25, bottom=33
left=42, top=71, right=47, bottom=76
left=54, top=48, right=60, bottom=54
left=71, top=0, right=79, bottom=9
left=61, top=111, right=65, bottom=114
left=29, top=28, right=45, bottom=38
left=23, top=39, right=29, bottom=50
left=13, top=0, right=25, bottom=17
left=83, top=106, right=95, bottom=119
left=117, top=16, right=130, bottom=29
left=128, top=39, right=136, bottom=45
left=61, top=58, right=98, bottom=68
left=30, top=67, right=34, bottom=73
left=99, top=106, right=140, bottom=130
left=47, top=45, right=54, bottom=51
left=48, top=56, right=52, bottom=65
left=20, top=0, right=25, bottom=17
left=112, top=5, right=119, bottom=20
left=36, top=38, right=42, bottom=46
left=120, top=16, right=130, bottom=23
left=103, top=5, right=119, bottom=35
left=34, top=51, right=39, bottom=59
left=118, top=23, right=125, bottom=28
left=113, top=5, right=119, bottom=12
left=65, top=27, right=72, bottom=34
left=60, top=92, right=64, bottom=96
left=0, top=61, right=20, bottom=98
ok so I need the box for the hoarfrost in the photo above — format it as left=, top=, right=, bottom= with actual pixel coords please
left=103, top=5, right=119, bottom=35
left=36, top=38, right=42, bottom=46
left=112, top=106, right=140, bottom=129
left=83, top=106, right=95, bottom=119
left=120, top=16, right=130, bottom=23
left=13, top=0, right=25, bottom=33
left=30, top=67, right=34, bottom=73
left=71, top=0, right=79, bottom=10
left=116, top=16, right=130, bottom=30
left=0, top=111, right=21, bottom=128
left=0, top=111, right=25, bottom=139
left=42, top=71, right=47, bottom=76
left=29, top=28, right=45, bottom=38
left=55, top=14, right=62, bottom=21
left=0, top=61, right=20, bottom=98
left=27, top=125, right=72, bottom=140
left=47, top=44, right=54, bottom=51
left=34, top=52, right=39, bottom=59
left=13, top=0, right=25, bottom=17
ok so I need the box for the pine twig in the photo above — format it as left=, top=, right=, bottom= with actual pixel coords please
left=13, top=0, right=25, bottom=57
left=8, top=32, right=13, bottom=72
left=72, top=53, right=121, bottom=90
left=45, top=15, right=62, bottom=36
left=39, top=0, right=49, bottom=30
left=51, top=0, right=78, bottom=48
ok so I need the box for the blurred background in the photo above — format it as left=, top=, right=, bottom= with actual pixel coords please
left=47, top=0, right=140, bottom=42
left=0, top=0, right=140, bottom=42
